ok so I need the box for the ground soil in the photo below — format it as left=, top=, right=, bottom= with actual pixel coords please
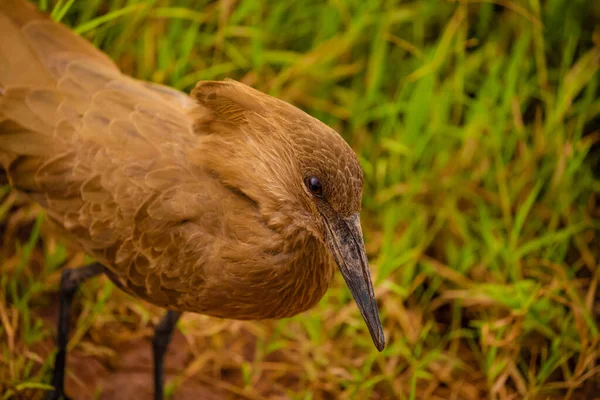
left=35, top=305, right=234, bottom=400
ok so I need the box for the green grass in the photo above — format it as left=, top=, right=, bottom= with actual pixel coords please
left=1, top=0, right=599, bottom=399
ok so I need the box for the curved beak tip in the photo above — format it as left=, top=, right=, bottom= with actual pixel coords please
left=364, top=307, right=385, bottom=351
left=376, top=336, right=385, bottom=352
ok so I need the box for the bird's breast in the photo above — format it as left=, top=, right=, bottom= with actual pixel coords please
left=196, top=235, right=336, bottom=320
left=112, top=230, right=337, bottom=321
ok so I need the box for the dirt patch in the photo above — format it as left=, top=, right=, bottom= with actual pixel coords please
left=64, top=334, right=225, bottom=400
left=31, top=305, right=233, bottom=400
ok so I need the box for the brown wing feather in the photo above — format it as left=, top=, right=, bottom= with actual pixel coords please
left=0, top=0, right=212, bottom=304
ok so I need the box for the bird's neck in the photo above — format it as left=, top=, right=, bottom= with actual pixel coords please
left=270, top=229, right=336, bottom=318
left=247, top=208, right=336, bottom=319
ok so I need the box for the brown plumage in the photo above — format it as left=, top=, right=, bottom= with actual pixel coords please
left=0, top=0, right=384, bottom=399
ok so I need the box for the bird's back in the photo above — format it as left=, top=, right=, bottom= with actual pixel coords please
left=0, top=0, right=212, bottom=307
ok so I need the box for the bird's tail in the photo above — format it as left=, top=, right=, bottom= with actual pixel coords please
left=0, top=0, right=116, bottom=88
left=0, top=0, right=46, bottom=87
left=0, top=0, right=118, bottom=179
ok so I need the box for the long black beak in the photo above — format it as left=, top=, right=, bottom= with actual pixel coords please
left=323, top=212, right=385, bottom=351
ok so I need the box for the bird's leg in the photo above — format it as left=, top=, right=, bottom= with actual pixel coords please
left=153, top=310, right=182, bottom=400
left=47, top=262, right=105, bottom=400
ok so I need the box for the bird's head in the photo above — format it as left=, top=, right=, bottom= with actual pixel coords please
left=189, top=80, right=384, bottom=351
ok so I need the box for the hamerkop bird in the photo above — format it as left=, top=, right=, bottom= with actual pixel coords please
left=0, top=0, right=385, bottom=398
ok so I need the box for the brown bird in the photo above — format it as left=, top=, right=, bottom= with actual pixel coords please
left=0, top=0, right=385, bottom=399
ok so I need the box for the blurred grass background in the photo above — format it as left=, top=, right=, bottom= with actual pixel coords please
left=1, top=0, right=600, bottom=399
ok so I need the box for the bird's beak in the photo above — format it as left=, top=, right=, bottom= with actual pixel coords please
left=323, top=212, right=385, bottom=351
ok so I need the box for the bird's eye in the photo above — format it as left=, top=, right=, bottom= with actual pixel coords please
left=305, top=176, right=323, bottom=197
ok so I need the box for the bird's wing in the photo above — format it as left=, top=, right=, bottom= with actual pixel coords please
left=0, top=0, right=228, bottom=304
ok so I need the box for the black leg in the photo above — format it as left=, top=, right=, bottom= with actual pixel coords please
left=153, top=310, right=182, bottom=400
left=47, top=263, right=105, bottom=400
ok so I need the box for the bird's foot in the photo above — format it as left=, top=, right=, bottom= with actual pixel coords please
left=45, top=390, right=72, bottom=400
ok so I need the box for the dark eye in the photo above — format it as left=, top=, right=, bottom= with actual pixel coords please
left=305, top=176, right=323, bottom=197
